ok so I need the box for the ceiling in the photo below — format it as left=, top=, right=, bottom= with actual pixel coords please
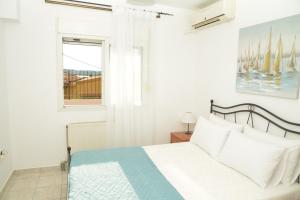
left=153, top=0, right=218, bottom=9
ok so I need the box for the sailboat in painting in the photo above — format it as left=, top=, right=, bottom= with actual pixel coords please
left=273, top=34, right=283, bottom=78
left=253, top=41, right=261, bottom=72
left=262, top=30, right=272, bottom=76
left=287, top=36, right=297, bottom=72
left=236, top=14, right=300, bottom=99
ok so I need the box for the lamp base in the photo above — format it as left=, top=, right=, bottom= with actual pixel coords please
left=185, top=131, right=193, bottom=135
left=186, top=123, right=193, bottom=135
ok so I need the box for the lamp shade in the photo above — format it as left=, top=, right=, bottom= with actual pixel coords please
left=181, top=112, right=196, bottom=124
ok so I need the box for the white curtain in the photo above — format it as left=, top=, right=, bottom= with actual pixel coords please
left=106, top=7, right=156, bottom=147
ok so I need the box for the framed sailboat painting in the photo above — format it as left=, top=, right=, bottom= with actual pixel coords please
left=236, top=14, right=300, bottom=99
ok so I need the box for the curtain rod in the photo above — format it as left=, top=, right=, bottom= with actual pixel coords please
left=45, top=0, right=174, bottom=18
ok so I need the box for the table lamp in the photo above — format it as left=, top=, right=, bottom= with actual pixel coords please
left=181, top=112, right=196, bottom=134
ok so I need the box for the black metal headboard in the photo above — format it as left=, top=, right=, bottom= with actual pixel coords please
left=210, top=100, right=300, bottom=137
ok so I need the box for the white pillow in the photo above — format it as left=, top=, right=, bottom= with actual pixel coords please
left=209, top=114, right=244, bottom=132
left=219, top=131, right=286, bottom=188
left=190, top=116, right=230, bottom=157
left=244, top=126, right=300, bottom=185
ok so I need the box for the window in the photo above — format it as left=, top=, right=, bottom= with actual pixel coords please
left=62, top=37, right=103, bottom=106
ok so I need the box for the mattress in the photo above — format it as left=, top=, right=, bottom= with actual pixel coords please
left=143, top=142, right=300, bottom=200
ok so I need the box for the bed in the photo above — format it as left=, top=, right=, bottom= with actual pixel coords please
left=67, top=100, right=300, bottom=200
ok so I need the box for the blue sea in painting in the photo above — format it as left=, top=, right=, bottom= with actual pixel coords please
left=236, top=57, right=300, bottom=99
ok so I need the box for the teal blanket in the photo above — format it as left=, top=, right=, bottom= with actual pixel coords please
left=69, top=147, right=183, bottom=200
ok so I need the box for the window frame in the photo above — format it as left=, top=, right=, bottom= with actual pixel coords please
left=57, top=33, right=109, bottom=111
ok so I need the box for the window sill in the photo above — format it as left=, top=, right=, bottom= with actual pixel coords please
left=59, top=104, right=107, bottom=112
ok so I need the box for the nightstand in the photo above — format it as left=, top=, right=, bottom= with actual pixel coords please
left=170, top=132, right=192, bottom=143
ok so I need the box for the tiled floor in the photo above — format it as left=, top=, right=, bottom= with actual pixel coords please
left=0, top=167, right=67, bottom=200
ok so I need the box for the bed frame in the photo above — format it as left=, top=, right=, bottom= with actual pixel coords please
left=210, top=99, right=300, bottom=183
left=210, top=99, right=300, bottom=136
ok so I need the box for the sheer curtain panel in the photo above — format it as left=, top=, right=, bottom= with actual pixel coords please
left=106, top=7, right=156, bottom=147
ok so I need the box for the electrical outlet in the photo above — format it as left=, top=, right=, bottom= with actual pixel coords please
left=0, top=149, right=7, bottom=160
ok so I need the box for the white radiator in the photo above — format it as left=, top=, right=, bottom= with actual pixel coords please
left=66, top=121, right=107, bottom=153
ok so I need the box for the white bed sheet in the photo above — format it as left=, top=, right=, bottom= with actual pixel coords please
left=143, top=142, right=300, bottom=200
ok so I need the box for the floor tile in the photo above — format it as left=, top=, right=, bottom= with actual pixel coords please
left=0, top=166, right=68, bottom=200
left=33, top=186, right=61, bottom=200
left=1, top=179, right=13, bottom=193
left=37, top=176, right=62, bottom=188
left=40, top=167, right=62, bottom=177
left=1, top=188, right=34, bottom=200
left=13, top=168, right=40, bottom=176
left=61, top=184, right=67, bottom=198
left=6, top=179, right=37, bottom=192
left=61, top=174, right=67, bottom=185
left=11, top=172, right=40, bottom=180
left=0, top=192, right=18, bottom=200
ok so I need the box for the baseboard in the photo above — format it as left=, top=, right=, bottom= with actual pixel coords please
left=0, top=169, right=13, bottom=195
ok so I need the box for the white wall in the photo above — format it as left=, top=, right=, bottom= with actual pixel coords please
left=192, top=0, right=300, bottom=125
left=0, top=20, right=13, bottom=192
left=152, top=15, right=199, bottom=143
left=4, top=0, right=197, bottom=169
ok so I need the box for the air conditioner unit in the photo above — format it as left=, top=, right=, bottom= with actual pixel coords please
left=192, top=0, right=235, bottom=30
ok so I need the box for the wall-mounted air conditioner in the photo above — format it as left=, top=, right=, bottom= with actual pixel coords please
left=192, top=0, right=235, bottom=30
left=0, top=0, right=19, bottom=20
